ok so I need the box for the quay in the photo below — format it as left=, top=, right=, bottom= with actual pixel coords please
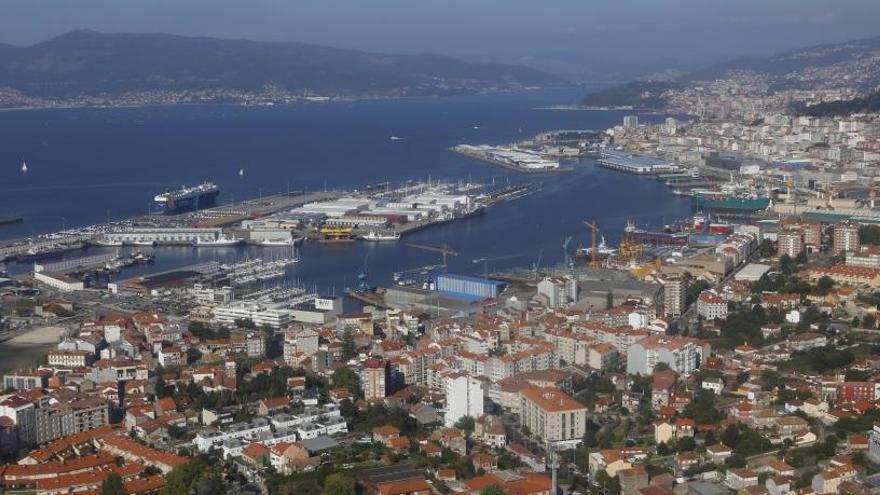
left=452, top=145, right=573, bottom=174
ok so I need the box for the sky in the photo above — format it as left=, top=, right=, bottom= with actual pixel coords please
left=3, top=0, right=880, bottom=84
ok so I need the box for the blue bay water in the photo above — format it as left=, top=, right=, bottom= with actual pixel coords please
left=0, top=89, right=691, bottom=294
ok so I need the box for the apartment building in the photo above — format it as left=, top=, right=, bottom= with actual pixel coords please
left=519, top=385, right=587, bottom=443
left=626, top=334, right=700, bottom=376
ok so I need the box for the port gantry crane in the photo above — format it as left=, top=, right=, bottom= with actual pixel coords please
left=406, top=242, right=459, bottom=269
left=583, top=220, right=600, bottom=269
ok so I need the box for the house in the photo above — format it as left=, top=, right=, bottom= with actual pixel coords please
left=706, top=443, right=732, bottom=464
left=655, top=421, right=674, bottom=445
left=372, top=425, right=400, bottom=447
left=241, top=443, right=270, bottom=466
left=472, top=452, right=498, bottom=472
left=419, top=442, right=442, bottom=457
left=767, top=461, right=796, bottom=477
left=726, top=468, right=759, bottom=490
left=619, top=466, right=650, bottom=495
left=465, top=471, right=552, bottom=495
left=389, top=436, right=411, bottom=453
left=702, top=377, right=724, bottom=394
left=258, top=396, right=291, bottom=416
left=812, top=464, right=857, bottom=494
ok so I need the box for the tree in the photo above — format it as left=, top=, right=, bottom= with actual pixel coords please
left=482, top=485, right=505, bottom=495
left=816, top=276, right=834, bottom=295
left=455, top=416, right=476, bottom=437
left=795, top=250, right=808, bottom=265
left=780, top=254, right=794, bottom=275
left=324, top=473, right=355, bottom=495
left=100, top=473, right=125, bottom=495
left=606, top=290, right=614, bottom=309
left=342, top=328, right=357, bottom=360
left=758, top=239, right=775, bottom=258
left=331, top=366, right=360, bottom=394
left=863, top=314, right=876, bottom=329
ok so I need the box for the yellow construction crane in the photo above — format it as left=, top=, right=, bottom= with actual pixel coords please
left=584, top=220, right=599, bottom=269
left=785, top=175, right=796, bottom=215
left=406, top=242, right=459, bottom=268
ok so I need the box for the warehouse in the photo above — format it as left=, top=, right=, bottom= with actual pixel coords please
left=435, top=273, right=505, bottom=301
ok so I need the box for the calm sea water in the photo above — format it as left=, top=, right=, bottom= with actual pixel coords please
left=0, top=89, right=691, bottom=295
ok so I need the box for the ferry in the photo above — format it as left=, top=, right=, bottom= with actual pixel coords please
left=154, top=182, right=220, bottom=214
left=361, top=231, right=400, bottom=241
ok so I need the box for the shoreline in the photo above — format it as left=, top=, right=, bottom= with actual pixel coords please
left=0, top=86, right=562, bottom=114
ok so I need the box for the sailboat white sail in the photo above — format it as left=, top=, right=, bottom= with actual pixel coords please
left=239, top=168, right=244, bottom=177
left=21, top=161, right=28, bottom=173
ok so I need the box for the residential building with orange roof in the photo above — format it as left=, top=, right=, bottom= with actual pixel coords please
left=519, top=385, right=587, bottom=442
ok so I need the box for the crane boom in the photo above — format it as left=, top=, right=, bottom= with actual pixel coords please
left=406, top=242, right=459, bottom=267
left=584, top=220, right=599, bottom=269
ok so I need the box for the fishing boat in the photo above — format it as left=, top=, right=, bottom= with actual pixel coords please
left=361, top=231, right=400, bottom=241
left=194, top=235, right=243, bottom=247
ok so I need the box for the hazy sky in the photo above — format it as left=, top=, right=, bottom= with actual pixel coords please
left=4, top=0, right=880, bottom=82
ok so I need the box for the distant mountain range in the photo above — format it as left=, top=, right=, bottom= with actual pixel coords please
left=0, top=30, right=563, bottom=99
left=582, top=33, right=880, bottom=109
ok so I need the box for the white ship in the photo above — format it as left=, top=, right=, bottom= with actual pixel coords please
left=361, top=231, right=400, bottom=241
left=131, top=240, right=156, bottom=247
left=95, top=237, right=123, bottom=247
left=261, top=237, right=297, bottom=246
left=194, top=235, right=243, bottom=247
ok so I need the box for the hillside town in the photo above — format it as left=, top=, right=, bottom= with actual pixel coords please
left=7, top=29, right=880, bottom=495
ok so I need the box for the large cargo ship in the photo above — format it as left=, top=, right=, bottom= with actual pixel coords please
left=691, top=195, right=770, bottom=215
left=154, top=182, right=220, bottom=214
left=622, top=220, right=688, bottom=247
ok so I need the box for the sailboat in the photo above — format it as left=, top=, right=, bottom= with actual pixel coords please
left=239, top=168, right=244, bottom=177
left=21, top=162, right=28, bottom=173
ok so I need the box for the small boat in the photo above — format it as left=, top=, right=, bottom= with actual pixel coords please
left=131, top=240, right=155, bottom=247
left=239, top=168, right=244, bottom=177
left=194, top=235, right=243, bottom=247
left=389, top=136, right=403, bottom=141
left=361, top=231, right=400, bottom=241
left=21, top=162, right=28, bottom=173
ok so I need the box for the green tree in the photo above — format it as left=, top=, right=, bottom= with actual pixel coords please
left=606, top=290, right=614, bottom=309
left=863, top=314, right=876, bottom=329
left=455, top=416, right=476, bottom=437
left=331, top=366, right=360, bottom=394
left=100, top=473, right=125, bottom=495
left=160, top=458, right=224, bottom=495
left=795, top=250, right=808, bottom=265
left=815, top=276, right=834, bottom=295
left=342, top=328, right=357, bottom=360
left=780, top=254, right=794, bottom=275
left=482, top=485, right=505, bottom=495
left=324, top=473, right=356, bottom=495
